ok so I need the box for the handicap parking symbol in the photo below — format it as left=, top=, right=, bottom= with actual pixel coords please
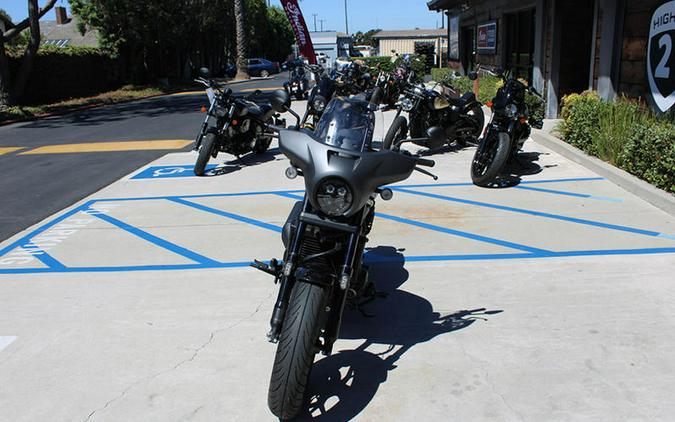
left=131, top=164, right=218, bottom=179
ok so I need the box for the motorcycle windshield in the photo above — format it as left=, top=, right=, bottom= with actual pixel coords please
left=314, top=98, right=374, bottom=152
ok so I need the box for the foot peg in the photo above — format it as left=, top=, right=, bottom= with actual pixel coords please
left=250, top=258, right=282, bottom=277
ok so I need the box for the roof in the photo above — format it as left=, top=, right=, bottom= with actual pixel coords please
left=427, top=0, right=465, bottom=11
left=372, top=29, right=448, bottom=39
left=40, top=19, right=100, bottom=48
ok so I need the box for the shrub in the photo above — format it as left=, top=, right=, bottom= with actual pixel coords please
left=560, top=91, right=675, bottom=193
left=351, top=55, right=426, bottom=80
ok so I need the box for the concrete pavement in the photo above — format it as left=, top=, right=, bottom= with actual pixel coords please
left=0, top=102, right=674, bottom=421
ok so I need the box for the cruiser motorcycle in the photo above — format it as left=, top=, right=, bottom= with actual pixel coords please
left=192, top=68, right=285, bottom=176
left=283, top=60, right=310, bottom=100
left=383, top=74, right=484, bottom=151
left=252, top=91, right=441, bottom=420
left=470, top=69, right=544, bottom=186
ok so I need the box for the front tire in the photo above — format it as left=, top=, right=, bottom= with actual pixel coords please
left=382, top=116, right=407, bottom=151
left=370, top=87, right=383, bottom=105
left=471, top=131, right=510, bottom=186
left=268, top=282, right=327, bottom=420
left=194, top=132, right=216, bottom=176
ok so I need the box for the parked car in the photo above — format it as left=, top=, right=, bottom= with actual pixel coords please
left=246, top=58, right=280, bottom=77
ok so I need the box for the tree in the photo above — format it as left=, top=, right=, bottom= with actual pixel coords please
left=0, top=0, right=58, bottom=107
left=234, top=0, right=248, bottom=79
left=353, top=29, right=381, bottom=47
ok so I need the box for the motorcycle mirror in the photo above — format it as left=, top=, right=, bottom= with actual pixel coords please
left=199, top=67, right=210, bottom=78
left=270, top=89, right=291, bottom=112
left=468, top=71, right=478, bottom=81
left=426, top=126, right=446, bottom=149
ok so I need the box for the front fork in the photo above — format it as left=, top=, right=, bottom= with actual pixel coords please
left=194, top=101, right=216, bottom=150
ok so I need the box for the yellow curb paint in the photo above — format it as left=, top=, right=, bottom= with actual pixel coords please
left=169, top=91, right=204, bottom=96
left=20, top=140, right=193, bottom=155
left=0, top=147, right=24, bottom=155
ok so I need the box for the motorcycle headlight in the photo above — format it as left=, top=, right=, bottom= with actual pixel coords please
left=379, top=75, right=386, bottom=82
left=313, top=95, right=326, bottom=112
left=505, top=104, right=518, bottom=118
left=400, top=98, right=414, bottom=111
left=316, top=178, right=353, bottom=216
left=215, top=106, right=227, bottom=118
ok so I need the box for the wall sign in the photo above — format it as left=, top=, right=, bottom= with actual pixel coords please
left=476, top=21, right=497, bottom=54
left=449, top=16, right=460, bottom=60
left=647, top=0, right=675, bottom=113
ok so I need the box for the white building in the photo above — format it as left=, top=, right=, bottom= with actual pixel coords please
left=309, top=31, right=353, bottom=67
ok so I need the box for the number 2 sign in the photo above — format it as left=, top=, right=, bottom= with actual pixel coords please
left=647, top=1, right=675, bottom=113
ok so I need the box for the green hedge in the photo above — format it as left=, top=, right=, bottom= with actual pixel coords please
left=560, top=91, right=674, bottom=193
left=350, top=55, right=426, bottom=80
left=8, top=45, right=122, bottom=105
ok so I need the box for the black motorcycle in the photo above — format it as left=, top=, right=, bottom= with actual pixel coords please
left=283, top=60, right=310, bottom=100
left=300, top=65, right=336, bottom=130
left=252, top=91, right=441, bottom=420
left=370, top=54, right=416, bottom=107
left=470, top=69, right=544, bottom=186
left=383, top=75, right=485, bottom=151
left=192, top=68, right=286, bottom=176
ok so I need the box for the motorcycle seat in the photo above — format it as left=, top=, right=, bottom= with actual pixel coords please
left=457, top=92, right=477, bottom=106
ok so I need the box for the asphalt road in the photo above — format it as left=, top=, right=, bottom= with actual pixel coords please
left=0, top=73, right=288, bottom=242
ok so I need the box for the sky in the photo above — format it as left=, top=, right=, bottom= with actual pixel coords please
left=1, top=0, right=445, bottom=33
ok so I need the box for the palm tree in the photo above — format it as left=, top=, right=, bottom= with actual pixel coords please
left=233, top=0, right=249, bottom=80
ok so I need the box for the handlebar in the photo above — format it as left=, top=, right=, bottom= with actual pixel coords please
left=415, top=157, right=435, bottom=167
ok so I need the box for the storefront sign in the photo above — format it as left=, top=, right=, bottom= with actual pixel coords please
left=449, top=16, right=459, bottom=60
left=477, top=21, right=497, bottom=54
left=647, top=0, right=675, bottom=113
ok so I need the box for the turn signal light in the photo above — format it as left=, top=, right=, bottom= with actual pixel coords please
left=200, top=105, right=207, bottom=113
left=519, top=116, right=527, bottom=124
left=232, top=119, right=238, bottom=126
left=486, top=100, right=493, bottom=108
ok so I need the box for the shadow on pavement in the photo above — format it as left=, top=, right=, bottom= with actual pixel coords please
left=480, top=151, right=556, bottom=189
left=204, top=148, right=283, bottom=177
left=294, top=246, right=503, bottom=421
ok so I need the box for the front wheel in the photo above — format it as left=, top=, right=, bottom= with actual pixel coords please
left=370, top=87, right=383, bottom=105
left=268, top=282, right=327, bottom=420
left=471, top=131, right=510, bottom=186
left=382, top=116, right=407, bottom=151
left=194, top=132, right=216, bottom=176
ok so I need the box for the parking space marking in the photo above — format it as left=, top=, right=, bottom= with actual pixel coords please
left=0, top=147, right=24, bottom=155
left=1, top=178, right=674, bottom=275
left=395, top=188, right=672, bottom=239
left=167, top=197, right=283, bottom=233
left=514, top=185, right=622, bottom=202
left=20, top=140, right=193, bottom=155
left=92, top=212, right=220, bottom=265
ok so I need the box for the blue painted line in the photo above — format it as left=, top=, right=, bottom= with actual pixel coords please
left=91, top=212, right=220, bottom=265
left=86, top=178, right=605, bottom=204
left=167, top=197, right=283, bottom=233
left=276, top=191, right=549, bottom=254
left=658, top=233, right=675, bottom=240
left=3, top=247, right=675, bottom=275
left=28, top=249, right=66, bottom=269
left=395, top=188, right=671, bottom=239
left=375, top=212, right=551, bottom=254
left=515, top=185, right=623, bottom=202
left=275, top=192, right=305, bottom=200
left=0, top=201, right=93, bottom=259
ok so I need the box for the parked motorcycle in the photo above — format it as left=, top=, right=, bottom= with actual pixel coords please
left=192, top=68, right=286, bottom=176
left=283, top=60, right=310, bottom=100
left=252, top=91, right=442, bottom=420
left=470, top=68, right=544, bottom=186
left=382, top=75, right=485, bottom=151
left=370, top=54, right=416, bottom=107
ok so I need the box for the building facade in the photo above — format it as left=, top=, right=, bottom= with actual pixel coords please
left=308, top=31, right=353, bottom=67
left=428, top=0, right=671, bottom=117
left=373, top=29, right=448, bottom=68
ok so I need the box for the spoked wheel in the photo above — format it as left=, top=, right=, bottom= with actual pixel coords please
left=471, top=131, right=510, bottom=186
left=382, top=116, right=407, bottom=151
left=194, top=132, right=216, bottom=176
left=268, top=281, right=327, bottom=420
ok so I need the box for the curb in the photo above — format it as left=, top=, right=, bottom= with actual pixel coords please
left=531, top=130, right=675, bottom=217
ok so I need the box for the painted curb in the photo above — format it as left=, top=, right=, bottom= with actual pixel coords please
left=531, top=130, right=675, bottom=217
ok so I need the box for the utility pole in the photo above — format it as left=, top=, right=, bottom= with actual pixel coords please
left=319, top=19, right=326, bottom=32
left=344, top=0, right=349, bottom=35
left=312, top=13, right=318, bottom=32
